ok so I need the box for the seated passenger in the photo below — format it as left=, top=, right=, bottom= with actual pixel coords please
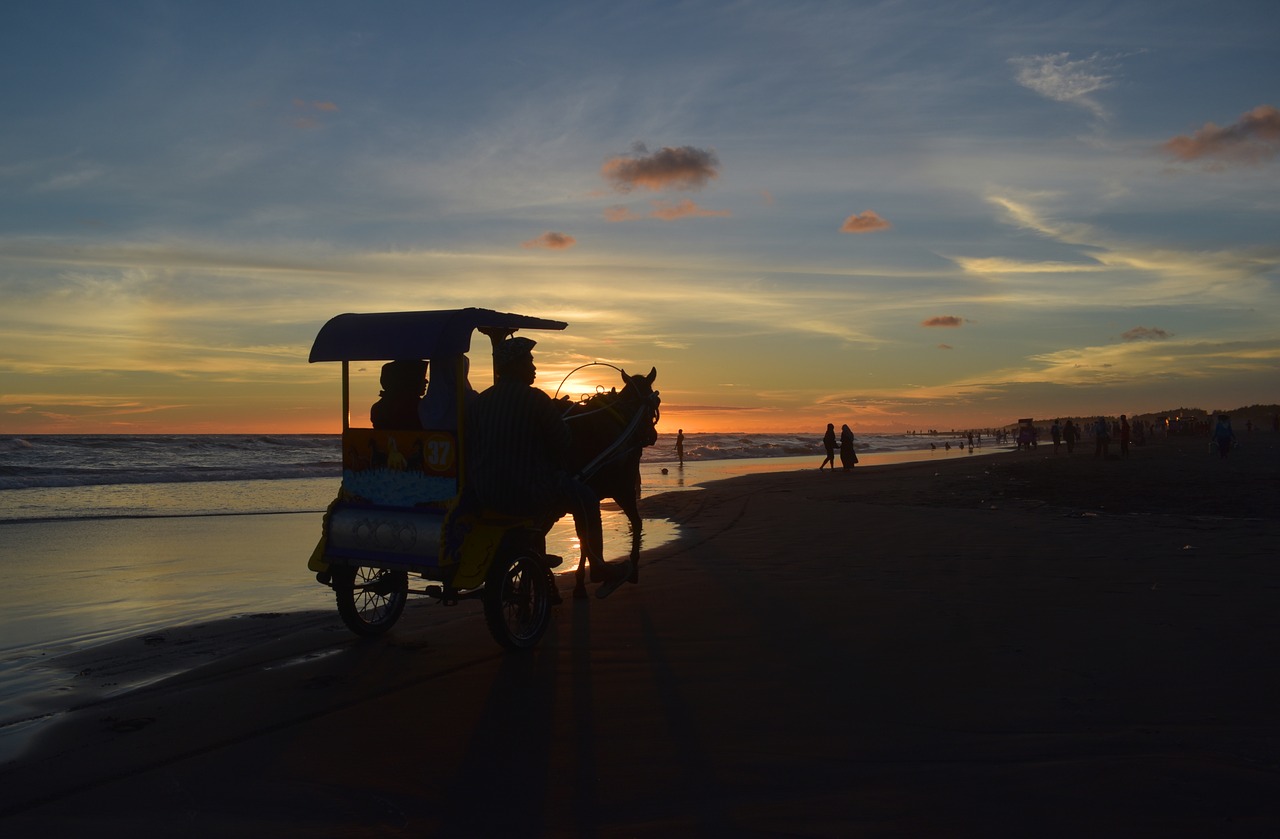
left=419, top=354, right=477, bottom=430
left=370, top=359, right=427, bottom=429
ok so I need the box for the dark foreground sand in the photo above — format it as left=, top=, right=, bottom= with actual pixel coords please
left=1, top=435, right=1278, bottom=837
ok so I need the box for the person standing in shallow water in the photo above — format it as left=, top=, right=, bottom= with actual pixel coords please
left=839, top=424, right=858, bottom=471
left=675, top=428, right=685, bottom=466
left=819, top=423, right=837, bottom=470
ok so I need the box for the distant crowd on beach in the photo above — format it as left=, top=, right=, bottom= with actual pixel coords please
left=812, top=410, right=1278, bottom=471
left=1004, top=410, right=1279, bottom=460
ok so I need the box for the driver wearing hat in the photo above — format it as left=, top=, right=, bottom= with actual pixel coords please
left=466, top=336, right=632, bottom=598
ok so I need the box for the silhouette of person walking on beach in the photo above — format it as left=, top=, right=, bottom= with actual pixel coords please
left=1211, top=414, right=1237, bottom=459
left=1093, top=417, right=1110, bottom=458
left=1050, top=419, right=1062, bottom=454
left=820, top=423, right=837, bottom=470
left=1119, top=415, right=1131, bottom=457
left=676, top=428, right=685, bottom=466
left=839, top=424, right=858, bottom=471
left=1062, top=419, right=1078, bottom=455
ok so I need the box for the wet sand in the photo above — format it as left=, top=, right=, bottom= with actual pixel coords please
left=1, top=434, right=1278, bottom=836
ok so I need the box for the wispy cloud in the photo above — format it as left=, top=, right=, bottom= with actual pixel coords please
left=1163, top=105, right=1280, bottom=166
left=520, top=231, right=577, bottom=250
left=604, top=205, right=640, bottom=222
left=290, top=98, right=339, bottom=129
left=34, top=166, right=105, bottom=192
left=650, top=199, right=732, bottom=220
left=952, top=257, right=1103, bottom=276
left=601, top=144, right=720, bottom=192
left=650, top=200, right=732, bottom=221
left=604, top=199, right=731, bottom=222
left=975, top=193, right=1280, bottom=303
left=840, top=210, right=891, bottom=234
left=1010, top=52, right=1114, bottom=119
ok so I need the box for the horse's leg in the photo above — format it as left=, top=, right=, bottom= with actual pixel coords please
left=573, top=552, right=589, bottom=599
left=617, top=493, right=642, bottom=585
left=570, top=491, right=602, bottom=599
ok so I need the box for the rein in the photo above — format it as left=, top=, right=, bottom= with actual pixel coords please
left=556, top=361, right=660, bottom=482
left=568, top=390, right=660, bottom=483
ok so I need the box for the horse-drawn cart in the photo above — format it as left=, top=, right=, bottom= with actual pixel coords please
left=305, top=307, right=659, bottom=650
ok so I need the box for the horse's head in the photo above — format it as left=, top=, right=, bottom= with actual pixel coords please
left=619, top=366, right=660, bottom=446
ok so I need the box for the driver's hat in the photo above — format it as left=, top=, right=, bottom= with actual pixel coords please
left=494, top=336, right=537, bottom=369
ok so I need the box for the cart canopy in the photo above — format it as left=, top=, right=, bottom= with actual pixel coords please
left=308, top=307, right=568, bottom=362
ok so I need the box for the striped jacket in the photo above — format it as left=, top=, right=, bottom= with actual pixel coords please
left=466, top=378, right=572, bottom=515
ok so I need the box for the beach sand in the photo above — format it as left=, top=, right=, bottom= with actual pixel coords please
left=1, top=434, right=1278, bottom=836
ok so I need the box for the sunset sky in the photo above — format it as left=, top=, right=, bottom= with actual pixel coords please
left=2, top=0, right=1277, bottom=435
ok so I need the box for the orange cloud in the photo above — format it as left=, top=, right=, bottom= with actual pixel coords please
left=1163, top=104, right=1280, bottom=165
left=601, top=144, right=720, bottom=192
left=604, top=205, right=641, bottom=222
left=649, top=199, right=732, bottom=221
left=922, top=316, right=965, bottom=327
left=840, top=210, right=891, bottom=234
left=937, top=344, right=954, bottom=350
left=521, top=231, right=577, bottom=250
left=289, top=98, right=338, bottom=129
left=292, top=98, right=338, bottom=112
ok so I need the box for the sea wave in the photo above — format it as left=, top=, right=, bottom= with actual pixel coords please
left=0, top=435, right=342, bottom=491
left=0, top=430, right=985, bottom=491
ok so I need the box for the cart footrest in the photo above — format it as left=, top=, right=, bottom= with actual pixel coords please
left=424, top=584, right=483, bottom=606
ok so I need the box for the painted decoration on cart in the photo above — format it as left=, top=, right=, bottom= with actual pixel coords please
left=340, top=428, right=458, bottom=508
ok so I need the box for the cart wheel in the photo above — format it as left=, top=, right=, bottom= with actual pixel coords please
left=483, top=552, right=552, bottom=650
left=332, top=565, right=408, bottom=637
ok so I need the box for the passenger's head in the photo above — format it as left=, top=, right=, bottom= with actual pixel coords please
left=494, top=336, right=537, bottom=384
left=380, top=359, right=427, bottom=396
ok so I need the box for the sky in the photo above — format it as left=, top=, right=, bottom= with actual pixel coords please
left=2, top=0, right=1278, bottom=435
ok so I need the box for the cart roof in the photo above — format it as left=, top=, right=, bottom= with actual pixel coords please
left=308, top=307, right=568, bottom=362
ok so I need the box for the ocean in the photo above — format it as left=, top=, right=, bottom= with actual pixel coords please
left=0, top=431, right=999, bottom=753
left=0, top=431, right=993, bottom=520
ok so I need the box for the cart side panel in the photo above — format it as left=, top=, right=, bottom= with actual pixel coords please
left=339, top=428, right=458, bottom=509
left=325, top=428, right=461, bottom=569
left=325, top=506, right=446, bottom=566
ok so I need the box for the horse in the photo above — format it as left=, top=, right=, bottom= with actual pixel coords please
left=563, top=366, right=660, bottom=599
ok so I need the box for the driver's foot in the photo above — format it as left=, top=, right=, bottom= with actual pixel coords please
left=595, top=560, right=633, bottom=599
